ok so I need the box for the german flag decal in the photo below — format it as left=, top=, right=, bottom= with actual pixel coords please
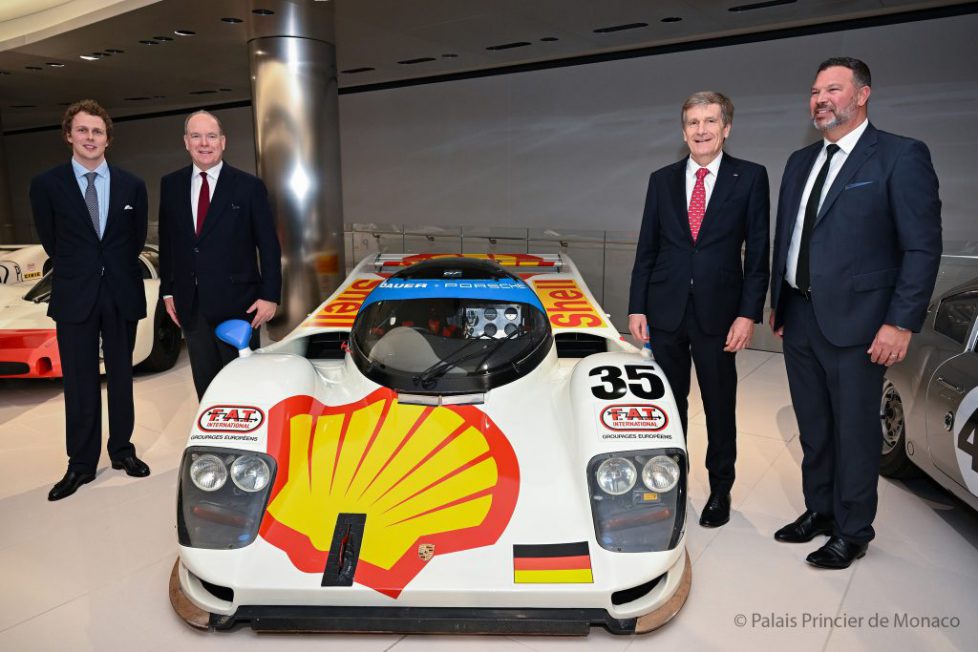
left=513, top=542, right=593, bottom=584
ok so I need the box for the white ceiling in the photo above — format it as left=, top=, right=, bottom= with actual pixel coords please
left=0, top=0, right=972, bottom=131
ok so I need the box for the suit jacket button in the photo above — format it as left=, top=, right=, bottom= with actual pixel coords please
left=193, top=247, right=199, bottom=253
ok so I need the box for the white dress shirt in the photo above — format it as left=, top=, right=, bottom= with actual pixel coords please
left=785, top=119, right=869, bottom=288
left=191, top=161, right=222, bottom=228
left=685, top=151, right=723, bottom=210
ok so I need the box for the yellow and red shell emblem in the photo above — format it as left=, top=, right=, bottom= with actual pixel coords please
left=258, top=389, right=520, bottom=598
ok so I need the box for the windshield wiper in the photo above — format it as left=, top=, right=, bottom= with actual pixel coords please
left=414, top=330, right=521, bottom=389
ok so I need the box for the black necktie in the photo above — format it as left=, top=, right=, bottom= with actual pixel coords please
left=796, top=143, right=840, bottom=292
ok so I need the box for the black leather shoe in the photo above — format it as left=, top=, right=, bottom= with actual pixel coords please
left=699, top=492, right=731, bottom=527
left=806, top=536, right=868, bottom=569
left=48, top=470, right=96, bottom=501
left=774, top=510, right=833, bottom=543
left=111, top=455, right=150, bottom=477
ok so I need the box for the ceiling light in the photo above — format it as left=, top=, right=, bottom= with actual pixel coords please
left=104, top=48, right=125, bottom=54
left=153, top=35, right=174, bottom=42
left=46, top=62, right=65, bottom=67
left=190, top=89, right=217, bottom=94
left=25, top=65, right=42, bottom=71
left=397, top=57, right=436, bottom=65
left=441, top=53, right=458, bottom=58
left=540, top=37, right=559, bottom=42
left=11, top=105, right=37, bottom=108
left=486, top=41, right=531, bottom=51
left=661, top=17, right=683, bottom=23
left=174, top=29, right=195, bottom=36
left=140, top=39, right=160, bottom=45
left=221, top=17, right=243, bottom=23
left=252, top=8, right=275, bottom=15
left=124, top=96, right=151, bottom=101
left=219, top=88, right=233, bottom=92
left=593, top=23, right=648, bottom=34
left=341, top=67, right=375, bottom=74
left=80, top=55, right=101, bottom=61
left=0, top=70, right=11, bottom=76
left=729, top=0, right=797, bottom=11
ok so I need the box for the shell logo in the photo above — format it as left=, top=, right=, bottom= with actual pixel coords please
left=258, top=389, right=520, bottom=598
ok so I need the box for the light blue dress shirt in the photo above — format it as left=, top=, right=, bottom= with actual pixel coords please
left=71, top=159, right=110, bottom=239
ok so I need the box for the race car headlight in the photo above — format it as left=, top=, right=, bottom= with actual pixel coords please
left=230, top=455, right=270, bottom=492
left=588, top=448, right=686, bottom=553
left=177, top=447, right=277, bottom=550
left=595, top=457, right=637, bottom=495
left=642, top=455, right=680, bottom=493
left=190, top=454, right=228, bottom=492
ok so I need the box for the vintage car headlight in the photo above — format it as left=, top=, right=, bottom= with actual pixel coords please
left=178, top=447, right=277, bottom=550
left=642, top=455, right=680, bottom=493
left=595, top=457, right=637, bottom=495
left=588, top=449, right=686, bottom=553
left=189, top=453, right=228, bottom=492
left=230, top=455, right=270, bottom=492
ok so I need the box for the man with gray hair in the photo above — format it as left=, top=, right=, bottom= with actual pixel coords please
left=629, top=91, right=770, bottom=528
left=158, top=110, right=282, bottom=399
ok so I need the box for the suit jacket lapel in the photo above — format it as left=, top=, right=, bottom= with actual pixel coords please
left=669, top=161, right=693, bottom=244
left=55, top=164, right=100, bottom=242
left=101, top=165, right=126, bottom=240
left=698, top=155, right=739, bottom=240
left=816, top=124, right=878, bottom=224
left=198, top=164, right=234, bottom=241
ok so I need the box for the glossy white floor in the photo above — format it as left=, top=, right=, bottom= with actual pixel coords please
left=0, top=347, right=974, bottom=651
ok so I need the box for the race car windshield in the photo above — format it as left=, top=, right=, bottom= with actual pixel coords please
left=350, top=289, right=553, bottom=395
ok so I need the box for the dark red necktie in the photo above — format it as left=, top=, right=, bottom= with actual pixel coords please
left=688, top=167, right=709, bottom=241
left=196, top=171, right=210, bottom=236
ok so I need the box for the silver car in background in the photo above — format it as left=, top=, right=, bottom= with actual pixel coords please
left=880, top=274, right=978, bottom=511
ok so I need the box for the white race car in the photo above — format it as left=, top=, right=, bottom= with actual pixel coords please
left=0, top=244, right=181, bottom=377
left=171, top=253, right=691, bottom=635
left=0, top=243, right=50, bottom=285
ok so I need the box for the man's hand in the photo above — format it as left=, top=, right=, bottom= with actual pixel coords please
left=867, top=324, right=911, bottom=366
left=725, top=316, right=755, bottom=352
left=247, top=299, right=278, bottom=329
left=769, top=309, right=783, bottom=339
left=628, top=313, right=649, bottom=346
left=163, top=296, right=180, bottom=328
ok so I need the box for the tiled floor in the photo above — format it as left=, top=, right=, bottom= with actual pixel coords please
left=0, top=348, right=975, bottom=651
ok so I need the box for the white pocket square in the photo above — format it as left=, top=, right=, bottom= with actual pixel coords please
left=124, top=204, right=134, bottom=210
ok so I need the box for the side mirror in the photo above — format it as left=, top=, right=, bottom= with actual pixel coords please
left=216, top=319, right=253, bottom=358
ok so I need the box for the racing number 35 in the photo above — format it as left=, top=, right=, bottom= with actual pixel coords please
left=589, top=365, right=665, bottom=400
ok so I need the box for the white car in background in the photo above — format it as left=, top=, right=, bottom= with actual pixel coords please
left=0, top=244, right=181, bottom=378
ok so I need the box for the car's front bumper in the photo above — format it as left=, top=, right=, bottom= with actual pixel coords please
left=170, top=548, right=690, bottom=634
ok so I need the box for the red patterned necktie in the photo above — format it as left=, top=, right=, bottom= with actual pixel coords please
left=196, top=171, right=210, bottom=236
left=688, top=167, right=709, bottom=241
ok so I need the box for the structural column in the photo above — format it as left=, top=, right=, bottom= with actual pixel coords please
left=0, top=109, right=15, bottom=243
left=248, top=0, right=344, bottom=339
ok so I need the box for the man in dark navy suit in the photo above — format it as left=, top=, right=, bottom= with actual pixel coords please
left=158, top=111, right=281, bottom=399
left=770, top=58, right=942, bottom=568
left=629, top=92, right=770, bottom=528
left=30, top=99, right=151, bottom=501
